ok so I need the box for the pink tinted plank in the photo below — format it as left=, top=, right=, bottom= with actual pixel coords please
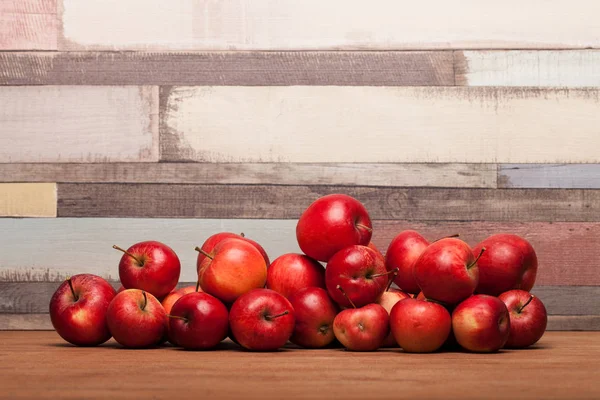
left=0, top=0, right=57, bottom=50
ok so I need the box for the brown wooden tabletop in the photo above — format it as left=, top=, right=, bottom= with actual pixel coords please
left=0, top=331, right=598, bottom=399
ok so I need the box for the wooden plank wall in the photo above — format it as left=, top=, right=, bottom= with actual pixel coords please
left=1, top=1, right=599, bottom=330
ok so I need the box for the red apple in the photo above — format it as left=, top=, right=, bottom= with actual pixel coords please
left=367, top=242, right=384, bottom=260
left=499, top=290, right=547, bottom=349
left=116, top=285, right=126, bottom=294
left=385, top=230, right=430, bottom=294
left=296, top=194, right=372, bottom=262
left=452, top=294, right=510, bottom=352
left=326, top=245, right=393, bottom=308
left=161, top=286, right=199, bottom=315
left=106, top=289, right=168, bottom=348
left=196, top=232, right=269, bottom=273
left=415, top=291, right=426, bottom=300
left=413, top=238, right=481, bottom=304
left=49, top=274, right=116, bottom=346
left=229, top=289, right=295, bottom=351
left=473, top=234, right=538, bottom=296
left=113, top=241, right=180, bottom=299
left=288, top=287, right=339, bottom=348
left=197, top=238, right=267, bottom=304
left=266, top=253, right=325, bottom=299
left=168, top=292, right=229, bottom=350
left=376, top=288, right=411, bottom=347
left=390, top=298, right=451, bottom=353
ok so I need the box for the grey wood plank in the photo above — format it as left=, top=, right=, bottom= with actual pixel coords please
left=57, top=184, right=600, bottom=222
left=0, top=51, right=454, bottom=86
left=499, top=164, right=600, bottom=188
left=0, top=314, right=52, bottom=330
left=0, top=163, right=497, bottom=188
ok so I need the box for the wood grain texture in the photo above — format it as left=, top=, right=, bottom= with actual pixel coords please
left=0, top=51, right=453, bottom=86
left=499, top=164, right=600, bottom=189
left=0, top=0, right=57, bottom=50
left=0, top=183, right=56, bottom=217
left=0, top=314, right=51, bottom=330
left=546, top=316, right=600, bottom=331
left=0, top=86, right=159, bottom=163
left=57, top=184, right=600, bottom=222
left=372, top=221, right=600, bottom=286
left=456, top=50, right=600, bottom=87
left=0, top=163, right=497, bottom=188
left=160, top=86, right=600, bottom=163
left=58, top=0, right=600, bottom=50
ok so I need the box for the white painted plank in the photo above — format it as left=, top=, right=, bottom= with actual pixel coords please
left=0, top=183, right=56, bottom=217
left=59, top=0, right=600, bottom=50
left=0, top=86, right=158, bottom=163
left=162, top=86, right=600, bottom=163
left=457, top=51, right=600, bottom=87
left=0, top=218, right=299, bottom=282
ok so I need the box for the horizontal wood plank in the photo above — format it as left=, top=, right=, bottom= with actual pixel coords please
left=0, top=183, right=56, bottom=217
left=0, top=86, right=159, bottom=163
left=0, top=314, right=52, bottom=330
left=546, top=316, right=600, bottom=331
left=456, top=51, right=600, bottom=87
left=0, top=51, right=453, bottom=86
left=57, top=184, right=600, bottom=222
left=59, top=0, right=600, bottom=50
left=160, top=86, right=600, bottom=163
left=499, top=164, right=600, bottom=188
left=0, top=163, right=497, bottom=188
left=0, top=0, right=57, bottom=50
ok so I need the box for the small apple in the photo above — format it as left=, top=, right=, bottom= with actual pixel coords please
left=113, top=241, right=180, bottom=299
left=385, top=230, right=430, bottom=294
left=266, top=253, right=325, bottom=299
left=197, top=238, right=267, bottom=304
left=452, top=294, right=510, bottom=352
left=288, top=287, right=339, bottom=348
left=161, top=285, right=199, bottom=315
left=296, top=194, right=372, bottom=262
left=499, top=290, right=547, bottom=349
left=106, top=289, right=168, bottom=348
left=376, top=287, right=411, bottom=347
left=229, top=289, right=295, bottom=351
left=168, top=292, right=229, bottom=350
left=390, top=298, right=451, bottom=353
left=196, top=232, right=269, bottom=273
left=473, top=234, right=538, bottom=296
left=49, top=274, right=116, bottom=346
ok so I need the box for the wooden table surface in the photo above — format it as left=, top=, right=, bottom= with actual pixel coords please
left=1, top=331, right=598, bottom=399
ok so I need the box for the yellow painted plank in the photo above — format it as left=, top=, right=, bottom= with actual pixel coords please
left=0, top=183, right=56, bottom=217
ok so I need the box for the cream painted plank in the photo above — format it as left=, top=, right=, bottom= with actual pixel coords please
left=0, top=0, right=57, bottom=50
left=0, top=183, right=56, bottom=217
left=0, top=86, right=159, bottom=163
left=59, top=0, right=600, bottom=50
left=161, top=86, right=600, bottom=163
left=456, top=51, right=600, bottom=87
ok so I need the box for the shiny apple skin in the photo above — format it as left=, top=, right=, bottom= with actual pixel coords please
left=267, top=253, right=325, bottom=299
left=161, top=286, right=198, bottom=315
left=296, top=194, right=372, bottom=262
left=385, top=230, right=430, bottom=294
left=333, top=303, right=389, bottom=351
left=196, top=232, right=269, bottom=273
left=288, top=287, right=339, bottom=348
left=376, top=289, right=411, bottom=347
left=499, top=290, right=547, bottom=348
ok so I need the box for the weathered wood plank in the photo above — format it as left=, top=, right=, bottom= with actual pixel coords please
left=160, top=86, right=600, bottom=163
left=499, top=164, right=600, bottom=189
left=0, top=163, right=497, bottom=188
left=0, top=0, right=57, bottom=50
left=456, top=51, right=600, bottom=87
left=0, top=86, right=159, bottom=163
left=0, top=51, right=453, bottom=86
left=0, top=314, right=52, bottom=330
left=58, top=0, right=600, bottom=50
left=57, top=184, right=600, bottom=222
left=0, top=183, right=56, bottom=217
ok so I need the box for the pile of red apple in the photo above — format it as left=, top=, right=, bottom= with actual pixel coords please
left=50, top=194, right=547, bottom=353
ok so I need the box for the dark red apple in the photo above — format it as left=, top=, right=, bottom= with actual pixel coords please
left=106, top=289, right=168, bottom=348
left=113, top=241, right=180, bottom=299
left=385, top=230, right=430, bottom=294
left=229, top=289, right=295, bottom=351
left=376, top=288, right=411, bottom=347
left=473, top=234, right=538, bottom=296
left=452, top=294, right=510, bottom=352
left=168, top=292, right=229, bottom=350
left=288, top=287, right=338, bottom=348
left=49, top=274, right=116, bottom=346
left=296, top=194, right=372, bottom=262
left=196, top=232, right=269, bottom=272
left=499, top=290, right=547, bottom=348
left=413, top=238, right=482, bottom=304
left=266, top=253, right=325, bottom=298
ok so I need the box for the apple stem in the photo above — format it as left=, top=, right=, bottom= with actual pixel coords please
left=194, top=247, right=213, bottom=260
left=195, top=280, right=201, bottom=292
left=240, top=232, right=245, bottom=238
left=467, top=247, right=486, bottom=269
left=433, top=233, right=460, bottom=243
left=336, top=285, right=357, bottom=309
left=265, top=310, right=289, bottom=321
left=66, top=276, right=79, bottom=301
left=141, top=291, right=147, bottom=311
left=370, top=268, right=399, bottom=279
left=355, top=224, right=372, bottom=233
left=112, top=245, right=144, bottom=266
left=517, top=295, right=535, bottom=313
left=385, top=268, right=399, bottom=291
left=167, top=314, right=188, bottom=322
